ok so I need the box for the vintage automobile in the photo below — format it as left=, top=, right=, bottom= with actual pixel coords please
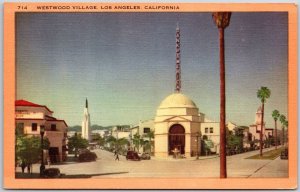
left=140, top=152, right=151, bottom=160
left=126, top=151, right=141, bottom=161
left=280, top=148, right=288, bottom=160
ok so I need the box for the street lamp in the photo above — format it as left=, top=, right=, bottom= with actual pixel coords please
left=40, top=125, right=45, bottom=176
left=195, top=132, right=200, bottom=160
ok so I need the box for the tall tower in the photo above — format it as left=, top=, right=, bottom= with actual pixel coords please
left=255, top=106, right=265, bottom=133
left=82, top=98, right=91, bottom=141
left=175, top=24, right=181, bottom=93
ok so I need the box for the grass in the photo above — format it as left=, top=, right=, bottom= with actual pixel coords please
left=245, top=147, right=284, bottom=160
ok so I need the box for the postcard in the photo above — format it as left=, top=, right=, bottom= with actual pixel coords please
left=3, top=2, right=298, bottom=189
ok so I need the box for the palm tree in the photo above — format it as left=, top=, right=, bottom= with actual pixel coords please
left=106, top=135, right=129, bottom=152
left=212, top=12, right=232, bottom=179
left=279, top=114, right=286, bottom=146
left=272, top=110, right=280, bottom=149
left=257, top=86, right=271, bottom=156
left=145, top=130, right=154, bottom=155
left=133, top=133, right=141, bottom=152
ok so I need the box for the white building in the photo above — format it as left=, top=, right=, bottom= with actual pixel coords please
left=82, top=98, right=91, bottom=141
left=227, top=121, right=237, bottom=132
left=111, top=126, right=131, bottom=140
left=154, top=93, right=202, bottom=158
left=201, top=120, right=220, bottom=154
left=15, top=99, right=68, bottom=162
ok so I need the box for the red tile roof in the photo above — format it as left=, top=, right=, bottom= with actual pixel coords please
left=15, top=99, right=53, bottom=113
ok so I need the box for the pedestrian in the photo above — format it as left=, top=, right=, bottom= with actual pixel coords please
left=115, top=153, right=119, bottom=161
left=21, top=161, right=26, bottom=173
left=47, top=157, right=51, bottom=168
left=27, top=164, right=31, bottom=173
left=114, top=150, right=117, bottom=156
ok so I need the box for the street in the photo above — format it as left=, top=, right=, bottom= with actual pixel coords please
left=16, top=147, right=288, bottom=178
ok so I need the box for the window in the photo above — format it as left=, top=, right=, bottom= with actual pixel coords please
left=31, top=123, right=37, bottom=131
left=16, top=123, right=24, bottom=135
left=210, top=127, right=213, bottom=133
left=51, top=124, right=57, bottom=131
left=144, top=127, right=150, bottom=134
left=205, top=127, right=208, bottom=133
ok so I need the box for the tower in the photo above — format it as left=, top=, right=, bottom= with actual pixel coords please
left=255, top=106, right=265, bottom=134
left=154, top=25, right=201, bottom=158
left=82, top=98, right=91, bottom=141
left=175, top=24, right=181, bottom=93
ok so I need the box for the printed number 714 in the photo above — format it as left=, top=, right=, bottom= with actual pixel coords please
left=17, top=6, right=28, bottom=10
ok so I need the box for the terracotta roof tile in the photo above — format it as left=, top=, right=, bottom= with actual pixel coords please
left=15, top=99, right=53, bottom=113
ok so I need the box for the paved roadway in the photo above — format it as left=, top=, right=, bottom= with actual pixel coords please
left=18, top=147, right=288, bottom=178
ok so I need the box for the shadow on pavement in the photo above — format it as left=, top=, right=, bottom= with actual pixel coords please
left=61, top=172, right=129, bottom=178
left=15, top=171, right=129, bottom=179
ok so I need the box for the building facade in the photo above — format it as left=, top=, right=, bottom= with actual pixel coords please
left=248, top=106, right=274, bottom=146
left=201, top=120, right=220, bottom=154
left=154, top=93, right=202, bottom=158
left=15, top=99, right=68, bottom=162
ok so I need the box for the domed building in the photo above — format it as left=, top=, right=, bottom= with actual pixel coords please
left=154, top=93, right=201, bottom=158
left=154, top=25, right=202, bottom=158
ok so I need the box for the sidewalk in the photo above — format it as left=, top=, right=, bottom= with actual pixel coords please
left=249, top=156, right=288, bottom=178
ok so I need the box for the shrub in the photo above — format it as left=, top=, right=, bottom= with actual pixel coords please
left=43, top=168, right=60, bottom=178
left=78, top=151, right=97, bottom=162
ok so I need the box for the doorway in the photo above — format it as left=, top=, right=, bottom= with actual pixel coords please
left=49, top=147, right=59, bottom=163
left=168, top=124, right=185, bottom=155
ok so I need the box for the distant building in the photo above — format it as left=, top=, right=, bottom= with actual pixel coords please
left=111, top=125, right=131, bottom=140
left=249, top=106, right=274, bottom=145
left=91, top=130, right=107, bottom=137
left=201, top=119, right=220, bottom=154
left=15, top=99, right=68, bottom=162
left=82, top=98, right=91, bottom=141
left=130, top=119, right=155, bottom=153
left=227, top=121, right=237, bottom=132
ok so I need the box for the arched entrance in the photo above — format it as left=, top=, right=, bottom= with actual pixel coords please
left=168, top=124, right=185, bottom=155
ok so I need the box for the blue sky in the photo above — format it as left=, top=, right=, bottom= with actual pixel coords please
left=16, top=12, right=288, bottom=127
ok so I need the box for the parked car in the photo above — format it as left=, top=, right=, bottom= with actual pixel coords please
left=140, top=153, right=151, bottom=160
left=280, top=148, right=288, bottom=160
left=78, top=151, right=97, bottom=162
left=43, top=168, right=61, bottom=178
left=126, top=151, right=141, bottom=161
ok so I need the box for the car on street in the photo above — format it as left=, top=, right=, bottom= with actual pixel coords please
left=140, top=153, right=151, bottom=160
left=280, top=147, right=288, bottom=160
left=126, top=151, right=141, bottom=161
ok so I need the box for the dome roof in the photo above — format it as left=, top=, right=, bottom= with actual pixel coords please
left=159, top=93, right=197, bottom=109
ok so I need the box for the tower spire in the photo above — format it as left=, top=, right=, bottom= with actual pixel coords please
left=85, top=98, right=88, bottom=108
left=175, top=24, right=181, bottom=93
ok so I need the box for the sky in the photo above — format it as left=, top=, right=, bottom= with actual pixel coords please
left=16, top=12, right=288, bottom=127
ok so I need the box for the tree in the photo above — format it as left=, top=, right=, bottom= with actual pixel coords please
left=116, top=138, right=130, bottom=151
left=212, top=12, right=232, bottom=178
left=257, top=86, right=271, bottom=156
left=106, top=135, right=129, bottom=151
left=279, top=115, right=286, bottom=146
left=145, top=131, right=154, bottom=155
left=68, top=133, right=89, bottom=157
left=132, top=133, right=142, bottom=152
left=226, top=127, right=243, bottom=154
left=16, top=135, right=50, bottom=173
left=272, top=109, right=280, bottom=149
left=97, top=135, right=105, bottom=147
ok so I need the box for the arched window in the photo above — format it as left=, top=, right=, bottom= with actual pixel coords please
left=168, top=124, right=185, bottom=154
